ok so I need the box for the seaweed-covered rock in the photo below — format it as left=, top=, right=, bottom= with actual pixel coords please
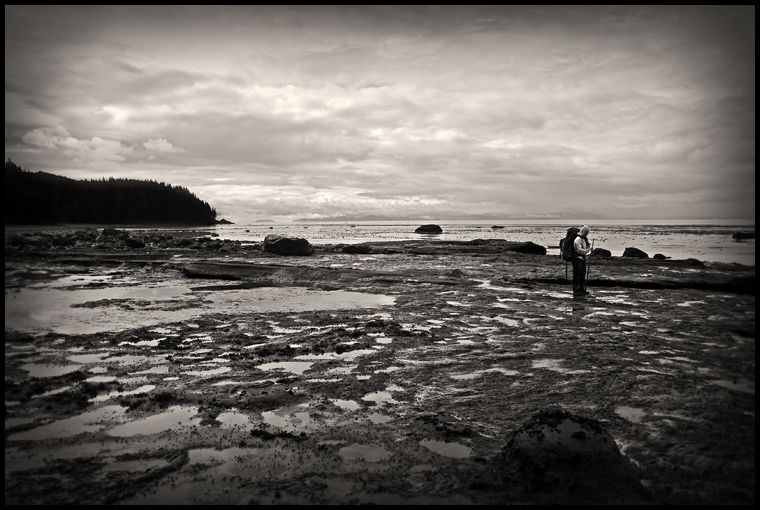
left=622, top=247, right=648, bottom=258
left=415, top=224, right=443, bottom=234
left=591, top=247, right=612, bottom=258
left=262, top=234, right=314, bottom=256
left=124, top=237, right=146, bottom=248
left=507, top=241, right=547, bottom=255
left=731, top=231, right=755, bottom=241
left=501, top=409, right=649, bottom=503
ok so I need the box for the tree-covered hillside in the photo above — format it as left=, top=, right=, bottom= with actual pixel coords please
left=5, top=160, right=218, bottom=225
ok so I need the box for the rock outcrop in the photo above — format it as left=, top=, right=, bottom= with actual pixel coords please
left=591, top=247, right=612, bottom=258
left=262, top=234, right=314, bottom=256
left=415, top=224, right=443, bottom=234
left=501, top=408, right=650, bottom=503
left=622, top=247, right=648, bottom=258
left=508, top=241, right=547, bottom=255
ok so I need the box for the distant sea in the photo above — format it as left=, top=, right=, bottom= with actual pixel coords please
left=180, top=219, right=755, bottom=266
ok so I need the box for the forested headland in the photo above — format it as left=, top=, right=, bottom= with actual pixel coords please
left=5, top=160, right=221, bottom=225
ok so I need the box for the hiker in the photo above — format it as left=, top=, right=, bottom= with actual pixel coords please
left=572, top=225, right=592, bottom=295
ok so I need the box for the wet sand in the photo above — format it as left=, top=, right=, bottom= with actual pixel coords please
left=5, top=230, right=755, bottom=504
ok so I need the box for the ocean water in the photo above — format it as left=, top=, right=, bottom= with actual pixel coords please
left=182, top=220, right=755, bottom=266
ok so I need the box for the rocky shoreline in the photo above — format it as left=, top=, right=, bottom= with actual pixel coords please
left=5, top=228, right=755, bottom=504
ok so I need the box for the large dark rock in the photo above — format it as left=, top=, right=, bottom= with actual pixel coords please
left=622, top=247, right=648, bottom=258
left=124, top=237, right=146, bottom=248
left=591, top=247, right=612, bottom=258
left=508, top=241, right=546, bottom=255
left=502, top=409, right=649, bottom=503
left=415, top=224, right=443, bottom=234
left=732, top=231, right=755, bottom=241
left=262, top=234, right=314, bottom=256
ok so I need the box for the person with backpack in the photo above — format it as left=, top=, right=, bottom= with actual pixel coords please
left=572, top=225, right=592, bottom=295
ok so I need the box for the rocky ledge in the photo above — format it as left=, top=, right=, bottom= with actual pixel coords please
left=4, top=229, right=755, bottom=505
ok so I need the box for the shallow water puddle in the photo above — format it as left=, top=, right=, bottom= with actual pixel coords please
left=132, top=365, right=169, bottom=375
left=332, top=399, right=361, bottom=411
left=68, top=352, right=110, bottom=363
left=338, top=443, right=392, bottom=462
left=532, top=358, right=590, bottom=374
left=262, top=405, right=341, bottom=432
left=615, top=405, right=647, bottom=423
left=216, top=408, right=255, bottom=430
left=489, top=315, right=520, bottom=327
left=106, top=405, right=202, bottom=436
left=20, top=363, right=81, bottom=378
left=103, top=458, right=170, bottom=472
left=5, top=285, right=395, bottom=335
left=294, top=349, right=378, bottom=362
left=91, top=384, right=157, bottom=402
left=419, top=439, right=472, bottom=459
left=450, top=367, right=520, bottom=380
left=711, top=379, right=755, bottom=394
left=257, top=361, right=313, bottom=375
left=361, top=385, right=404, bottom=405
left=368, top=412, right=393, bottom=424
left=8, top=405, right=128, bottom=440
left=182, top=366, right=231, bottom=377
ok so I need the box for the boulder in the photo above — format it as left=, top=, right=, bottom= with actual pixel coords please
left=124, top=237, right=146, bottom=248
left=732, top=231, right=755, bottom=241
left=508, top=241, right=547, bottom=255
left=622, top=247, right=648, bottom=258
left=502, top=409, right=649, bottom=503
left=415, top=224, right=443, bottom=234
left=591, top=247, right=612, bottom=258
left=263, top=234, right=314, bottom=256
left=653, top=253, right=670, bottom=260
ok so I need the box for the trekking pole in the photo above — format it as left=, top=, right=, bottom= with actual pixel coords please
left=587, top=239, right=594, bottom=281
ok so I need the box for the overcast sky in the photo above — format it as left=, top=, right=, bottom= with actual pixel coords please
left=5, top=5, right=755, bottom=222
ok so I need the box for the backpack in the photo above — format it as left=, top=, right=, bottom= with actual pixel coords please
left=560, top=227, right=580, bottom=261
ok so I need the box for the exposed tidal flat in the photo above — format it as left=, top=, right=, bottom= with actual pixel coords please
left=4, top=226, right=755, bottom=504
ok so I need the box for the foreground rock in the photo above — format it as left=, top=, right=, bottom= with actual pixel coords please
left=501, top=409, right=650, bottom=504
left=262, top=234, right=314, bottom=256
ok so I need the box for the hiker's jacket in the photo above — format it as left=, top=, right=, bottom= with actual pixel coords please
left=573, top=235, right=591, bottom=260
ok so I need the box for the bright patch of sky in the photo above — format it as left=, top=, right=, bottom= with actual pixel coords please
left=4, top=5, right=755, bottom=222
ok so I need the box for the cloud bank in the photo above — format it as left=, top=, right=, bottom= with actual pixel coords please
left=5, top=5, right=755, bottom=221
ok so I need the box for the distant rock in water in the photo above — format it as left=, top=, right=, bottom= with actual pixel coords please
left=591, top=247, right=612, bottom=258
left=732, top=231, right=755, bottom=241
left=653, top=253, right=670, bottom=260
left=262, top=234, right=314, bottom=256
left=491, top=225, right=505, bottom=229
left=622, top=247, right=648, bottom=258
left=415, top=224, right=443, bottom=234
